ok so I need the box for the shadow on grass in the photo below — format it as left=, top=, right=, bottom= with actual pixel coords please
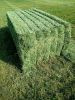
left=0, top=26, right=22, bottom=70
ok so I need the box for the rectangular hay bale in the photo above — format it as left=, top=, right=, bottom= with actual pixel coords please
left=31, top=9, right=65, bottom=55
left=33, top=8, right=71, bottom=54
left=7, top=9, right=72, bottom=72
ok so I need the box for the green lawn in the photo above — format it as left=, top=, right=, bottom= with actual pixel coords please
left=0, top=0, right=75, bottom=100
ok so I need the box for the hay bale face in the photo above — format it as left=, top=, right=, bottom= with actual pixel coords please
left=63, top=39, right=75, bottom=63
left=7, top=8, right=72, bottom=72
left=33, top=8, right=71, bottom=53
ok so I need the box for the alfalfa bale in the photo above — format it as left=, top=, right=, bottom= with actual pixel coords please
left=63, top=39, right=75, bottom=63
left=7, top=9, right=72, bottom=73
left=7, top=11, right=37, bottom=72
left=16, top=10, right=58, bottom=56
left=33, top=8, right=71, bottom=53
left=31, top=9, right=65, bottom=55
left=24, top=10, right=59, bottom=56
left=23, top=42, right=37, bottom=72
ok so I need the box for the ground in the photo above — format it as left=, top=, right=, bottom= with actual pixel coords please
left=0, top=0, right=75, bottom=100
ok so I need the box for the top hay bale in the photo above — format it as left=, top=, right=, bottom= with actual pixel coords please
left=7, top=8, right=72, bottom=72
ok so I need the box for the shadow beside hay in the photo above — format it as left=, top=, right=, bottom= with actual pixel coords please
left=0, top=26, right=22, bottom=70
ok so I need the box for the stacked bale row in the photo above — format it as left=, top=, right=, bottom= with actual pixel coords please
left=32, top=9, right=75, bottom=63
left=7, top=8, right=72, bottom=72
left=32, top=8, right=71, bottom=54
left=63, top=39, right=75, bottom=63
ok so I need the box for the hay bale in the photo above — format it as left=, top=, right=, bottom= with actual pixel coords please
left=31, top=9, right=65, bottom=55
left=7, top=8, right=72, bottom=72
left=63, top=39, right=75, bottom=63
left=7, top=11, right=37, bottom=71
left=33, top=8, right=71, bottom=53
left=15, top=10, right=58, bottom=59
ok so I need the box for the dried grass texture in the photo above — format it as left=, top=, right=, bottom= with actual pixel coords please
left=63, top=39, right=75, bottom=63
left=7, top=8, right=72, bottom=72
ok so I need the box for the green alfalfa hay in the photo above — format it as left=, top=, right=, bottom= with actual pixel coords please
left=23, top=36, right=53, bottom=72
left=15, top=10, right=52, bottom=61
left=15, top=10, right=40, bottom=32
left=25, top=10, right=53, bottom=29
left=16, top=10, right=59, bottom=57
left=56, top=26, right=65, bottom=55
left=23, top=43, right=37, bottom=72
left=26, top=10, right=59, bottom=46
left=36, top=37, right=51, bottom=62
left=15, top=10, right=48, bottom=40
left=15, top=10, right=46, bottom=41
left=23, top=10, right=59, bottom=55
left=7, top=12, right=27, bottom=64
left=22, top=36, right=53, bottom=72
left=20, top=10, right=49, bottom=32
left=33, top=8, right=71, bottom=52
left=7, top=9, right=72, bottom=73
left=31, top=9, right=65, bottom=55
left=6, top=10, right=60, bottom=72
left=43, top=37, right=54, bottom=59
left=7, top=11, right=36, bottom=69
left=7, top=11, right=50, bottom=72
left=63, top=39, right=75, bottom=63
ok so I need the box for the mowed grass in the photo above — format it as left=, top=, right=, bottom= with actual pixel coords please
left=0, top=0, right=75, bottom=100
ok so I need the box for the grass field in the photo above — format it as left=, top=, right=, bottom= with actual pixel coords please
left=0, top=0, right=75, bottom=100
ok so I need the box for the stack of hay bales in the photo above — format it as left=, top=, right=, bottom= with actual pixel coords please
left=63, top=39, right=75, bottom=63
left=7, top=8, right=72, bottom=72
